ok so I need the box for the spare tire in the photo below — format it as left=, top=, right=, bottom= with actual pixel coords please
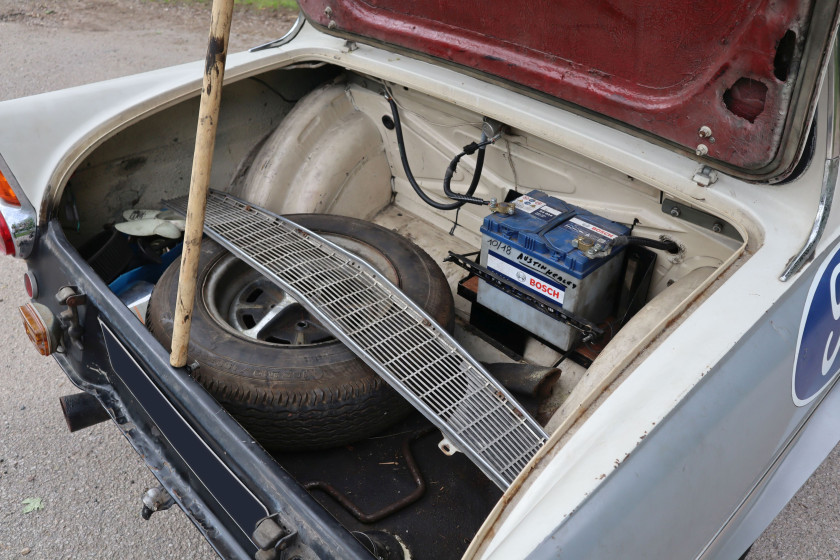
left=147, top=214, right=454, bottom=450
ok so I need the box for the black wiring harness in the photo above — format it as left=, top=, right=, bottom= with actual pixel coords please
left=386, top=94, right=495, bottom=210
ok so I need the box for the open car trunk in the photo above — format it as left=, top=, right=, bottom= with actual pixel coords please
left=50, top=51, right=751, bottom=557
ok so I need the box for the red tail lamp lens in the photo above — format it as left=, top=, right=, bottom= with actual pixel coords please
left=0, top=171, right=20, bottom=206
left=19, top=303, right=54, bottom=356
left=0, top=212, right=15, bottom=256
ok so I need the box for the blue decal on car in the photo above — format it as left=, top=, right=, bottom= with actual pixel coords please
left=793, top=242, right=840, bottom=406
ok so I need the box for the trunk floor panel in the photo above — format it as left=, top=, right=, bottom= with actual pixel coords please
left=274, top=413, right=503, bottom=559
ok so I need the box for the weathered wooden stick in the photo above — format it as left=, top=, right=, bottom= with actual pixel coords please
left=170, top=0, right=235, bottom=368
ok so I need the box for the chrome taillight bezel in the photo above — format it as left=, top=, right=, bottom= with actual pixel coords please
left=0, top=154, right=36, bottom=258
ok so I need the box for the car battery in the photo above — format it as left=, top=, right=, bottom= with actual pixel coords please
left=477, top=190, right=630, bottom=350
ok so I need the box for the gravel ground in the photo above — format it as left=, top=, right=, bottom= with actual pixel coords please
left=0, top=1, right=837, bottom=558
left=0, top=2, right=291, bottom=558
left=0, top=0, right=295, bottom=100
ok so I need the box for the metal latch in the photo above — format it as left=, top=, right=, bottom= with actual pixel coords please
left=692, top=165, right=719, bottom=187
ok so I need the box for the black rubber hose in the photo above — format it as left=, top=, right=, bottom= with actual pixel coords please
left=613, top=235, right=680, bottom=254
left=386, top=95, right=487, bottom=210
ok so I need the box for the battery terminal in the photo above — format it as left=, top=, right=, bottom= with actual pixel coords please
left=489, top=198, right=515, bottom=215
left=572, top=236, right=612, bottom=259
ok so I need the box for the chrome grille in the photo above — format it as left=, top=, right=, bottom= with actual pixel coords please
left=165, top=191, right=548, bottom=489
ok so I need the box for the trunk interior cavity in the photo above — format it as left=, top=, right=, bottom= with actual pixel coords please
left=56, top=62, right=749, bottom=557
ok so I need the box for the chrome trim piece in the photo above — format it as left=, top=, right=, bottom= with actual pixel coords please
left=780, top=158, right=838, bottom=281
left=781, top=40, right=840, bottom=282
left=0, top=155, right=37, bottom=258
left=0, top=199, right=37, bottom=257
left=249, top=13, right=306, bottom=53
left=165, top=191, right=548, bottom=490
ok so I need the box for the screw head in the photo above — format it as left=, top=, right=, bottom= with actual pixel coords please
left=696, top=144, right=709, bottom=156
left=670, top=207, right=681, bottom=217
left=712, top=222, right=723, bottom=233
left=698, top=125, right=712, bottom=138
left=324, top=6, right=332, bottom=15
left=328, top=20, right=337, bottom=29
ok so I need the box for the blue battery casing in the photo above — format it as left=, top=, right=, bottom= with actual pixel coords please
left=481, top=190, right=630, bottom=279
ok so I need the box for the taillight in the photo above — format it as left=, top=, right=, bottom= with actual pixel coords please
left=19, top=303, right=58, bottom=356
left=0, top=170, right=20, bottom=206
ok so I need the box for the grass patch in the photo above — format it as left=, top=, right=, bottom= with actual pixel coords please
left=236, top=0, right=297, bottom=9
left=150, top=0, right=298, bottom=10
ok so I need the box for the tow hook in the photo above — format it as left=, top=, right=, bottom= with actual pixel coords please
left=140, top=486, right=175, bottom=520
left=55, top=285, right=86, bottom=350
left=253, top=515, right=297, bottom=560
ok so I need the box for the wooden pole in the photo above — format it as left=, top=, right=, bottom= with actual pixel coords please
left=170, top=0, right=235, bottom=368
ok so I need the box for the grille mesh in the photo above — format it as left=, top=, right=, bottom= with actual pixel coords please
left=166, top=192, right=548, bottom=489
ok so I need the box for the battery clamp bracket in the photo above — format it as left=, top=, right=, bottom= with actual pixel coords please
left=444, top=250, right=604, bottom=343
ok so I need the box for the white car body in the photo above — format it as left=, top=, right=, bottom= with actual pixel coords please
left=1, top=13, right=840, bottom=560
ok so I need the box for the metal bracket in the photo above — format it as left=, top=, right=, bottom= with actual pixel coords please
left=692, top=165, right=719, bottom=187
left=661, top=198, right=742, bottom=241
left=438, top=437, right=460, bottom=456
left=55, top=285, right=86, bottom=350
left=444, top=251, right=604, bottom=342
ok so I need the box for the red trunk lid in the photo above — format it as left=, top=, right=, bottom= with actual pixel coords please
left=299, top=0, right=839, bottom=179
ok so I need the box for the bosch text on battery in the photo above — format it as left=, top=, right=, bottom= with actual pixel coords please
left=515, top=253, right=578, bottom=289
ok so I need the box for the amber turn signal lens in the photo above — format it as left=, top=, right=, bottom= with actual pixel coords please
left=0, top=171, right=20, bottom=206
left=19, top=303, right=55, bottom=356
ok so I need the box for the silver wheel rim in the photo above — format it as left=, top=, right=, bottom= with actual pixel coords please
left=202, top=232, right=398, bottom=346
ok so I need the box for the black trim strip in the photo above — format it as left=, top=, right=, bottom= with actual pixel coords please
left=100, top=319, right=266, bottom=545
